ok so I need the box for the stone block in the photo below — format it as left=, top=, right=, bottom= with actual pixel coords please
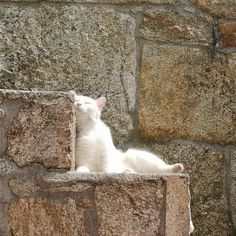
left=230, top=151, right=236, bottom=229
left=0, top=4, right=136, bottom=145
left=133, top=143, right=230, bottom=235
left=0, top=0, right=178, bottom=3
left=140, top=9, right=212, bottom=46
left=138, top=44, right=236, bottom=144
left=192, top=0, right=236, bottom=19
left=219, top=21, right=236, bottom=48
left=6, top=173, right=191, bottom=236
left=0, top=89, right=75, bottom=169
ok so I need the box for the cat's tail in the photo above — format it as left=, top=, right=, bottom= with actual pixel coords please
left=123, top=149, right=184, bottom=174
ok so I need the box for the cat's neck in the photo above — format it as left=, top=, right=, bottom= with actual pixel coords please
left=76, top=118, right=103, bottom=134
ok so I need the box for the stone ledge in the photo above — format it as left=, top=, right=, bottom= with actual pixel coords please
left=0, top=89, right=76, bottom=170
left=5, top=173, right=191, bottom=236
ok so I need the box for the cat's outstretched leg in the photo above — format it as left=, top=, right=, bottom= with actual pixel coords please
left=76, top=166, right=91, bottom=173
left=123, top=149, right=184, bottom=174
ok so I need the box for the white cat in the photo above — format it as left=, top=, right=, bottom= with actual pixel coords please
left=72, top=92, right=184, bottom=174
left=72, top=92, right=194, bottom=234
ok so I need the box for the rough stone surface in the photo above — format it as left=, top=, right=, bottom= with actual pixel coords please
left=5, top=173, right=191, bottom=236
left=132, top=143, right=230, bottom=235
left=8, top=198, right=89, bottom=236
left=8, top=179, right=40, bottom=198
left=192, top=0, right=236, bottom=19
left=0, top=159, right=16, bottom=174
left=231, top=181, right=236, bottom=232
left=140, top=9, right=212, bottom=45
left=230, top=151, right=236, bottom=230
left=165, top=176, right=190, bottom=236
left=0, top=90, right=75, bottom=169
left=0, top=5, right=136, bottom=145
left=95, top=179, right=163, bottom=235
left=0, top=0, right=178, bottom=3
left=138, top=44, right=236, bottom=144
left=219, top=21, right=236, bottom=48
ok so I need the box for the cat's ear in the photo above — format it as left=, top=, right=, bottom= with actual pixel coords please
left=96, top=97, right=106, bottom=110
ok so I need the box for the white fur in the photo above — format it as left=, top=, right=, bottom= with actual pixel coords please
left=72, top=92, right=193, bottom=233
left=72, top=92, right=184, bottom=175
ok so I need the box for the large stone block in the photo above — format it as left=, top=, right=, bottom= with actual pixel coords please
left=230, top=151, right=236, bottom=230
left=140, top=9, right=212, bottom=46
left=219, top=21, right=236, bottom=48
left=5, top=173, right=191, bottom=236
left=133, top=143, right=230, bottom=235
left=0, top=0, right=178, bottom=3
left=0, top=4, right=136, bottom=145
left=192, top=0, right=236, bottom=19
left=0, top=89, right=75, bottom=169
left=138, top=44, right=236, bottom=144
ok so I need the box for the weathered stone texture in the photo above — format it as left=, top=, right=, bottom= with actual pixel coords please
left=5, top=173, right=191, bottom=236
left=8, top=198, right=89, bottom=236
left=8, top=179, right=40, bottom=198
left=165, top=176, right=190, bottom=236
left=219, top=21, right=236, bottom=48
left=95, top=180, right=163, bottom=235
left=138, top=44, right=236, bottom=144
left=0, top=90, right=75, bottom=169
left=192, top=0, right=236, bottom=19
left=0, top=5, right=136, bottom=145
left=0, top=0, right=178, bottom=3
left=140, top=9, right=212, bottom=45
left=230, top=151, right=236, bottom=230
left=134, top=143, right=230, bottom=235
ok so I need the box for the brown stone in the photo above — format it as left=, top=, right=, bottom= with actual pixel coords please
left=134, top=143, right=230, bottom=235
left=138, top=44, right=236, bottom=144
left=8, top=198, right=88, bottom=236
left=6, top=173, right=191, bottom=236
left=8, top=179, right=40, bottom=198
left=192, top=0, right=236, bottom=19
left=0, top=89, right=76, bottom=169
left=219, top=21, right=236, bottom=48
left=95, top=179, right=164, bottom=235
left=140, top=9, right=212, bottom=45
left=165, top=176, right=190, bottom=236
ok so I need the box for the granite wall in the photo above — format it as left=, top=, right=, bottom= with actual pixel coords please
left=1, top=0, right=236, bottom=235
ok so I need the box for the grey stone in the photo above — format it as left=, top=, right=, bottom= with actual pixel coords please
left=230, top=151, right=236, bottom=229
left=0, top=5, right=136, bottom=145
left=231, top=151, right=236, bottom=178
left=0, top=159, right=16, bottom=174
left=0, top=0, right=178, bottom=3
left=0, top=109, right=6, bottom=118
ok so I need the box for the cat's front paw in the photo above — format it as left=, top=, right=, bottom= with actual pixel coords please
left=76, top=166, right=91, bottom=173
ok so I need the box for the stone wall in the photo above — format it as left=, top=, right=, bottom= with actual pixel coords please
left=0, top=89, right=191, bottom=235
left=1, top=0, right=236, bottom=235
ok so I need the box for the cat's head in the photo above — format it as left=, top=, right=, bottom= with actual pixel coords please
left=72, top=93, right=106, bottom=125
